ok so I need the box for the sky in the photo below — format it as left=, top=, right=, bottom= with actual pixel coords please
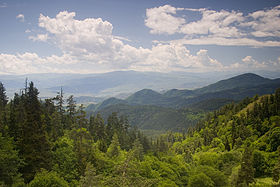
left=0, top=0, right=280, bottom=74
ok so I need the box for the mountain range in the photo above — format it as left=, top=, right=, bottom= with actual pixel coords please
left=1, top=70, right=280, bottom=101
left=86, top=73, right=280, bottom=131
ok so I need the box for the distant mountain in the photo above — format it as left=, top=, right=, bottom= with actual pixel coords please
left=49, top=70, right=226, bottom=97
left=87, top=104, right=202, bottom=131
left=1, top=71, right=280, bottom=99
left=195, top=73, right=272, bottom=94
left=86, top=73, right=280, bottom=131
left=163, top=89, right=195, bottom=98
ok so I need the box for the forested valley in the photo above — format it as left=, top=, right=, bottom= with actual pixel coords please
left=0, top=81, right=280, bottom=187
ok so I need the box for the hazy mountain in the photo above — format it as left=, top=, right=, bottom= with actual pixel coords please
left=1, top=71, right=280, bottom=100
left=86, top=73, right=280, bottom=131
left=194, top=73, right=272, bottom=94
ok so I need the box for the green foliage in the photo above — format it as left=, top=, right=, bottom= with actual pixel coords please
left=253, top=150, right=268, bottom=177
left=107, top=133, right=121, bottom=158
left=78, top=163, right=102, bottom=187
left=52, top=136, right=79, bottom=184
left=2, top=80, right=280, bottom=186
left=188, top=172, right=214, bottom=187
left=29, top=169, right=69, bottom=187
left=237, top=143, right=255, bottom=186
left=272, top=147, right=280, bottom=184
left=0, top=133, right=23, bottom=186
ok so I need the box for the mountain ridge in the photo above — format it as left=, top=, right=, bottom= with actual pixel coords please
left=86, top=73, right=280, bottom=131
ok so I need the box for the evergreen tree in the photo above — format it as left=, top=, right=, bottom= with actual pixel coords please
left=237, top=142, right=255, bottom=186
left=76, top=104, right=88, bottom=129
left=0, top=82, right=8, bottom=108
left=131, top=138, right=144, bottom=161
left=20, top=82, right=51, bottom=182
left=66, top=95, right=76, bottom=129
left=89, top=113, right=105, bottom=142
left=0, top=82, right=8, bottom=134
left=107, top=133, right=121, bottom=158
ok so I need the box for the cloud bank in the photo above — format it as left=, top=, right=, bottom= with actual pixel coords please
left=1, top=6, right=280, bottom=74
left=145, top=5, right=280, bottom=47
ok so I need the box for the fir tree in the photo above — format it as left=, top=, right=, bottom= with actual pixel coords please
left=20, top=82, right=51, bottom=182
left=237, top=142, right=255, bottom=186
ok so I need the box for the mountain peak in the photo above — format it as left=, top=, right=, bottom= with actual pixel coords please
left=229, top=73, right=266, bottom=80
left=195, top=73, right=271, bottom=94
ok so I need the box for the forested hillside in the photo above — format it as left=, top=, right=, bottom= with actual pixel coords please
left=86, top=73, right=280, bottom=131
left=0, top=81, right=280, bottom=186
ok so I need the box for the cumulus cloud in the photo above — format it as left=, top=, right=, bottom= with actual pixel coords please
left=16, top=14, right=24, bottom=22
left=1, top=10, right=279, bottom=74
left=145, top=5, right=280, bottom=47
left=180, top=9, right=244, bottom=37
left=145, top=5, right=185, bottom=34
left=245, top=5, right=280, bottom=37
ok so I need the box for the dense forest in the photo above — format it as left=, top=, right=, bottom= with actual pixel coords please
left=0, top=81, right=280, bottom=186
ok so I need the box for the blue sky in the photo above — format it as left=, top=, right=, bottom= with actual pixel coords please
left=0, top=0, right=280, bottom=74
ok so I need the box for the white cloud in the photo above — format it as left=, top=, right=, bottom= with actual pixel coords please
left=1, top=10, right=280, bottom=74
left=131, top=44, right=223, bottom=72
left=180, top=9, right=244, bottom=37
left=172, top=36, right=280, bottom=47
left=246, top=5, right=280, bottom=37
left=225, top=55, right=280, bottom=72
left=145, top=5, right=185, bottom=34
left=16, top=14, right=24, bottom=22
left=145, top=5, right=280, bottom=47
left=29, top=34, right=49, bottom=42
left=37, top=11, right=125, bottom=59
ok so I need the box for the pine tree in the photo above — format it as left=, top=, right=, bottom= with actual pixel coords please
left=20, top=82, right=51, bottom=182
left=76, top=104, right=88, bottom=129
left=131, top=138, right=144, bottom=161
left=237, top=142, right=255, bottom=186
left=0, top=82, right=8, bottom=134
left=89, top=113, right=105, bottom=142
left=0, top=82, right=8, bottom=108
left=107, top=133, right=121, bottom=158
left=66, top=95, right=76, bottom=129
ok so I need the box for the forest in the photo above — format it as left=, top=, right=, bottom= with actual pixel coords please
left=0, top=81, right=280, bottom=186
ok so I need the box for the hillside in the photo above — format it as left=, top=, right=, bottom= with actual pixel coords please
left=155, top=88, right=280, bottom=186
left=1, top=80, right=280, bottom=187
left=86, top=73, right=280, bottom=131
left=88, top=104, right=204, bottom=131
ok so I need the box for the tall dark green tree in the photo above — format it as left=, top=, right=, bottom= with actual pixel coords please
left=20, top=82, right=51, bottom=182
left=0, top=82, right=8, bottom=108
left=237, top=142, right=255, bottom=186
left=0, top=82, right=8, bottom=134
left=66, top=95, right=76, bottom=129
